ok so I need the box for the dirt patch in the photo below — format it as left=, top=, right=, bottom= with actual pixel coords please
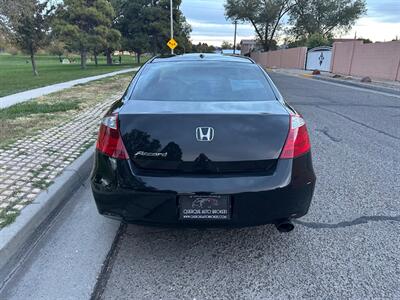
left=0, top=73, right=134, bottom=148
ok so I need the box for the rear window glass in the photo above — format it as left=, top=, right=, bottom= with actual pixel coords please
left=130, top=62, right=277, bottom=101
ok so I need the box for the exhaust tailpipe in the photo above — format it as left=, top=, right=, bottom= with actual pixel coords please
left=275, top=219, right=294, bottom=233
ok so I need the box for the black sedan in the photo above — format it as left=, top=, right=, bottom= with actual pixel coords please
left=91, top=54, right=316, bottom=232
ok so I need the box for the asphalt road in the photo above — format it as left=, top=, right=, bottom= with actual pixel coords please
left=1, top=73, right=399, bottom=299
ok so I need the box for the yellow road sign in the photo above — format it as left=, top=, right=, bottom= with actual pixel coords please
left=167, top=38, right=178, bottom=50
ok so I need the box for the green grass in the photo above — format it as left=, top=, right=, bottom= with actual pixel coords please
left=78, top=141, right=95, bottom=155
left=0, top=192, right=23, bottom=229
left=32, top=179, right=54, bottom=190
left=0, top=210, right=20, bottom=229
left=30, top=163, right=51, bottom=178
left=0, top=101, right=80, bottom=119
left=0, top=53, right=147, bottom=97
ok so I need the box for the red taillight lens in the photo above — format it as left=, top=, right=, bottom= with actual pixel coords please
left=96, top=113, right=129, bottom=159
left=279, top=114, right=311, bottom=159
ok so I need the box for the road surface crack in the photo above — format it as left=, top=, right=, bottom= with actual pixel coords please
left=294, top=215, right=400, bottom=229
left=90, top=223, right=126, bottom=300
left=316, top=127, right=342, bottom=142
left=316, top=105, right=400, bottom=140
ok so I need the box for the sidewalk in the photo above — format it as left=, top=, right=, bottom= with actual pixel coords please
left=0, top=73, right=133, bottom=228
left=0, top=67, right=139, bottom=109
left=268, top=68, right=400, bottom=96
left=0, top=98, right=116, bottom=227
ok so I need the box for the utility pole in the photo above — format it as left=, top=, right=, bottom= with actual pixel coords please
left=233, top=20, right=238, bottom=55
left=170, top=0, right=174, bottom=55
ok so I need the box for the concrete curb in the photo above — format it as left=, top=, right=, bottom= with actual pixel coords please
left=0, top=146, right=95, bottom=284
left=312, top=76, right=400, bottom=96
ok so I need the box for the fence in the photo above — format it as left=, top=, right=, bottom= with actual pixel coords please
left=250, top=41, right=400, bottom=82
left=331, top=41, right=400, bottom=81
left=251, top=47, right=307, bottom=70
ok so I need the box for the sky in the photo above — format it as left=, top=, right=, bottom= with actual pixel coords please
left=180, top=0, right=400, bottom=46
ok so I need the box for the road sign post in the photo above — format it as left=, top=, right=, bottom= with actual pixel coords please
left=233, top=20, right=237, bottom=55
left=170, top=0, right=174, bottom=54
left=166, top=0, right=178, bottom=53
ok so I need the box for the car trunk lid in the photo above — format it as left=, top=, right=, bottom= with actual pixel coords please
left=118, top=100, right=289, bottom=175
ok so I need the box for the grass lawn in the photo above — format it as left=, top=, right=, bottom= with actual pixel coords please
left=0, top=53, right=146, bottom=97
left=0, top=72, right=134, bottom=148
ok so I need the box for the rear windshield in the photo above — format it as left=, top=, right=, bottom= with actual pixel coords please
left=130, top=62, right=277, bottom=101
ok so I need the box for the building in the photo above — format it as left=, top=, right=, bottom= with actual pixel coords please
left=240, top=40, right=257, bottom=56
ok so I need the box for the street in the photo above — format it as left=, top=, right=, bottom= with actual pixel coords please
left=1, top=72, right=399, bottom=299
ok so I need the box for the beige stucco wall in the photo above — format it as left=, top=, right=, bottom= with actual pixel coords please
left=331, top=41, right=400, bottom=81
left=268, top=50, right=282, bottom=68
left=251, top=41, right=400, bottom=82
left=251, top=47, right=307, bottom=70
left=330, top=41, right=362, bottom=75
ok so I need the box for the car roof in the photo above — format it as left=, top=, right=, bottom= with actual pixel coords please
left=151, top=53, right=255, bottom=64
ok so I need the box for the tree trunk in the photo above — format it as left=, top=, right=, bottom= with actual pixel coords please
left=58, top=55, right=62, bottom=63
left=30, top=51, right=39, bottom=76
left=106, top=49, right=112, bottom=65
left=94, top=52, right=98, bottom=66
left=80, top=49, right=87, bottom=69
left=136, top=53, right=141, bottom=64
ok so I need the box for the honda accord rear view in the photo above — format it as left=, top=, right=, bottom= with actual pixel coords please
left=91, top=54, right=316, bottom=232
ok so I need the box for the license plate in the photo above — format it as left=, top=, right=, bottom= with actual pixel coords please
left=179, top=195, right=231, bottom=220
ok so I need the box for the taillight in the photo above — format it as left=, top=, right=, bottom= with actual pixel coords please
left=96, top=113, right=129, bottom=159
left=279, top=114, right=311, bottom=159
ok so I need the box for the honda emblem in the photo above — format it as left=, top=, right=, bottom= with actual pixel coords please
left=196, top=127, right=215, bottom=142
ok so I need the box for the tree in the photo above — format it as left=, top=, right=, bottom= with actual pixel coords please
left=112, top=0, right=150, bottom=64
left=357, top=38, right=372, bottom=44
left=0, top=31, right=8, bottom=52
left=0, top=0, right=54, bottom=76
left=289, top=0, right=367, bottom=39
left=306, top=33, right=332, bottom=48
left=191, top=42, right=216, bottom=53
left=225, top=0, right=295, bottom=51
left=113, top=0, right=191, bottom=62
left=98, top=0, right=122, bottom=65
left=90, top=29, right=105, bottom=66
left=173, top=13, right=192, bottom=55
left=48, top=40, right=65, bottom=62
left=54, top=0, right=119, bottom=69
left=221, top=41, right=233, bottom=49
left=90, top=25, right=121, bottom=66
left=144, top=0, right=191, bottom=55
left=104, top=28, right=121, bottom=65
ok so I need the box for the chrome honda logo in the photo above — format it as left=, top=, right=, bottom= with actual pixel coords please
left=196, top=127, right=214, bottom=142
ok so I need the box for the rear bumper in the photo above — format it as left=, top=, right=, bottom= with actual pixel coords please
left=91, top=152, right=316, bottom=227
